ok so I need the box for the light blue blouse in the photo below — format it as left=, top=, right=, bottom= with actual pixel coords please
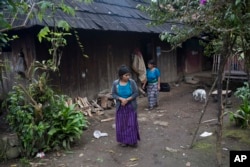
left=117, top=82, right=132, bottom=98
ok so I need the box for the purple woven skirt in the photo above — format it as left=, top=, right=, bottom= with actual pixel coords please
left=115, top=104, right=140, bottom=145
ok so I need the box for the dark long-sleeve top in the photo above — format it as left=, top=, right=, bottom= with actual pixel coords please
left=111, top=79, right=139, bottom=111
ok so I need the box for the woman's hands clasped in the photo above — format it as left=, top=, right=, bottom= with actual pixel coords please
left=120, top=97, right=129, bottom=106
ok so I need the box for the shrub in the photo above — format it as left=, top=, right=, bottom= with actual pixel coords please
left=2, top=73, right=87, bottom=157
left=229, top=82, right=250, bottom=128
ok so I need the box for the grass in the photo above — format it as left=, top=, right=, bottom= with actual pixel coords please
left=223, top=128, right=250, bottom=146
left=194, top=142, right=213, bottom=150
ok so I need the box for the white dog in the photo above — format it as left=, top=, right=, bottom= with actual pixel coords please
left=192, top=89, right=206, bottom=102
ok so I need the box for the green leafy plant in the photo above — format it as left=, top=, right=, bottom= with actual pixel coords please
left=3, top=73, right=87, bottom=157
left=37, top=26, right=71, bottom=72
left=229, top=82, right=250, bottom=128
left=46, top=97, right=86, bottom=150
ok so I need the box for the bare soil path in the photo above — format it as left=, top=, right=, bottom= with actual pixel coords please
left=1, top=82, right=250, bottom=167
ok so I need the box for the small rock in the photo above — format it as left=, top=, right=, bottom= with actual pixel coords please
left=6, top=147, right=20, bottom=159
left=153, top=121, right=168, bottom=126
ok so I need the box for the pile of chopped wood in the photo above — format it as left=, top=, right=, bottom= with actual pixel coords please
left=97, top=91, right=115, bottom=110
left=64, top=90, right=115, bottom=117
left=73, top=97, right=105, bottom=117
left=69, top=91, right=115, bottom=117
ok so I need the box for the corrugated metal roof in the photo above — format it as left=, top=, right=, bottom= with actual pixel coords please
left=3, top=0, right=181, bottom=34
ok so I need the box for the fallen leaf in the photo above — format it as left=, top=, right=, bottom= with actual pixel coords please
left=165, top=146, right=178, bottom=152
left=106, top=149, right=115, bottom=153
left=129, top=157, right=139, bottom=161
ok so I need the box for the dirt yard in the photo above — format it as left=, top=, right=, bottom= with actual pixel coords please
left=1, top=82, right=250, bottom=167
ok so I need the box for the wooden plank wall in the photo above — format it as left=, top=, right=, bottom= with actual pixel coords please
left=0, top=30, right=36, bottom=98
left=49, top=31, right=144, bottom=99
left=0, top=52, right=15, bottom=98
left=1, top=29, right=178, bottom=100
left=156, top=43, right=178, bottom=83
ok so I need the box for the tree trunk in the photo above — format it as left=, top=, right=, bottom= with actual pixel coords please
left=189, top=76, right=217, bottom=148
left=216, top=35, right=230, bottom=167
left=216, top=62, right=224, bottom=167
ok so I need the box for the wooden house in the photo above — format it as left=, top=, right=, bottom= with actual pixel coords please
left=0, top=0, right=206, bottom=100
left=212, top=54, right=248, bottom=81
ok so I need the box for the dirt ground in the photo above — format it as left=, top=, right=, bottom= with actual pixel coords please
left=1, top=81, right=250, bottom=167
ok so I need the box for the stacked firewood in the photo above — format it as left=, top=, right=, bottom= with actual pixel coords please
left=74, top=97, right=105, bottom=117
left=64, top=90, right=115, bottom=117
left=97, top=92, right=115, bottom=110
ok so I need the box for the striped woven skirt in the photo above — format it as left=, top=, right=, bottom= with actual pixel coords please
left=116, top=104, right=140, bottom=145
left=147, top=83, right=159, bottom=108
